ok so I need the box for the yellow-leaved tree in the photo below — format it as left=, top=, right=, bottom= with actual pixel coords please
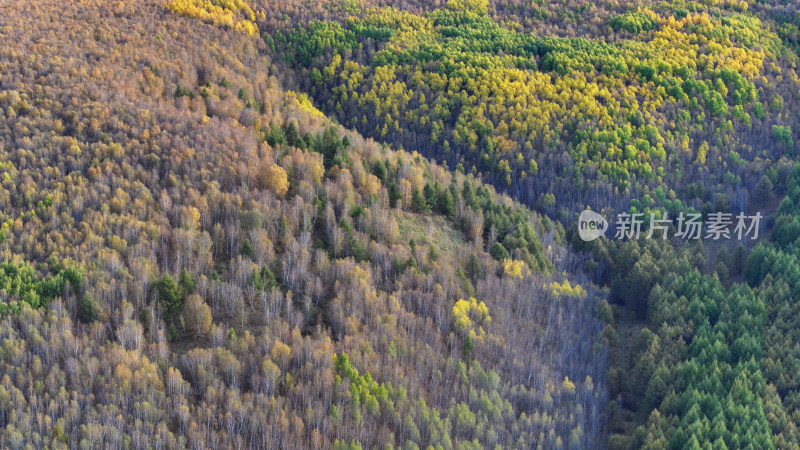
left=261, top=164, right=289, bottom=198
left=452, top=297, right=491, bottom=339
left=503, top=259, right=528, bottom=279
left=183, top=294, right=212, bottom=338
left=165, top=0, right=259, bottom=36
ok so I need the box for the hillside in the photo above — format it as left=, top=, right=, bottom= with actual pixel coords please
left=0, top=0, right=608, bottom=448
left=3, top=0, right=800, bottom=448
left=247, top=1, right=800, bottom=447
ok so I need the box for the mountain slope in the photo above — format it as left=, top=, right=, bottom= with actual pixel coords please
left=265, top=0, right=798, bottom=228
left=241, top=1, right=800, bottom=447
left=0, top=0, right=607, bottom=448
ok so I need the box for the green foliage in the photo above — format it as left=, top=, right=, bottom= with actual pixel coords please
left=313, top=126, right=350, bottom=169
left=77, top=295, right=99, bottom=323
left=334, top=353, right=389, bottom=420
left=754, top=175, right=775, bottom=207
left=489, top=242, right=510, bottom=261
left=465, top=253, right=483, bottom=285
left=0, top=262, right=82, bottom=314
left=371, top=160, right=386, bottom=181
left=0, top=3, right=606, bottom=449
left=388, top=182, right=402, bottom=208
left=607, top=166, right=800, bottom=449
left=446, top=0, right=488, bottom=16
left=347, top=235, right=368, bottom=262
left=241, top=239, right=255, bottom=259
left=277, top=21, right=358, bottom=66
left=152, top=273, right=183, bottom=323
left=411, top=188, right=429, bottom=213
left=609, top=12, right=658, bottom=33
left=251, top=265, right=277, bottom=291
left=275, top=3, right=788, bottom=221
left=772, top=125, right=794, bottom=151
left=179, top=269, right=196, bottom=296
left=423, top=182, right=438, bottom=209
left=777, top=15, right=800, bottom=50
left=174, top=82, right=194, bottom=98
left=240, top=210, right=265, bottom=231
left=437, top=186, right=455, bottom=216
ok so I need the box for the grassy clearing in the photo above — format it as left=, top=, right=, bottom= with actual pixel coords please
left=395, top=211, right=467, bottom=259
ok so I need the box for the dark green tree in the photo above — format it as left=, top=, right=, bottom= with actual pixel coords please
left=388, top=182, right=402, bottom=208
left=437, top=187, right=455, bottom=216
left=490, top=242, right=510, bottom=260
left=153, top=274, right=183, bottom=323
left=412, top=189, right=429, bottom=213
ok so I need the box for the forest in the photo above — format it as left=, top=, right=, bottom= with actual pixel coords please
left=268, top=0, right=799, bottom=226
left=0, top=0, right=798, bottom=448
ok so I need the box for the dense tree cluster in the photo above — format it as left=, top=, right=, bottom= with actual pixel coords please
left=2, top=0, right=798, bottom=447
left=220, top=0, right=800, bottom=447
left=583, top=165, right=800, bottom=449
left=0, top=0, right=608, bottom=447
left=270, top=1, right=798, bottom=225
left=167, top=0, right=262, bottom=36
